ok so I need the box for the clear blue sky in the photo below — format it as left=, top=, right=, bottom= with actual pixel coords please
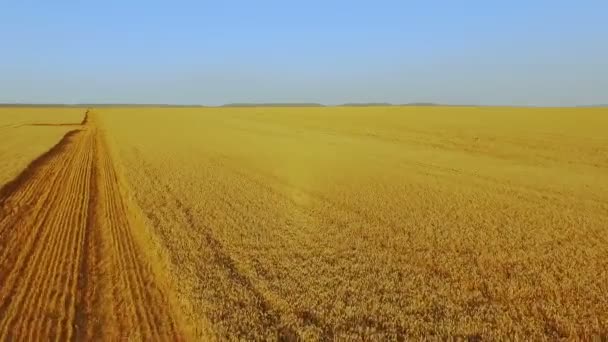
left=1, top=0, right=607, bottom=106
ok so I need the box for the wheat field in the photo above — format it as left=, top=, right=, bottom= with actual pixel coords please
left=0, top=108, right=83, bottom=186
left=0, top=106, right=607, bottom=340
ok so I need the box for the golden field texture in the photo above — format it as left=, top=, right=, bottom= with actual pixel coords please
left=0, top=110, right=191, bottom=340
left=0, top=106, right=607, bottom=340
left=99, top=106, right=608, bottom=340
left=0, top=108, right=83, bottom=186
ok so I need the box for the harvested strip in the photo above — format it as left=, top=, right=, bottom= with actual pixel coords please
left=0, top=112, right=186, bottom=340
left=80, top=120, right=184, bottom=340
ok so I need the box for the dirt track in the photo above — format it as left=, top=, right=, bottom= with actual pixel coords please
left=0, top=112, right=185, bottom=340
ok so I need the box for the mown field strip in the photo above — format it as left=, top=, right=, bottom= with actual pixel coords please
left=0, top=112, right=186, bottom=340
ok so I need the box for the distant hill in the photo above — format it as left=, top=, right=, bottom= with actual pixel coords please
left=82, top=104, right=208, bottom=108
left=338, top=102, right=393, bottom=107
left=221, top=103, right=324, bottom=107
left=339, top=102, right=444, bottom=107
left=399, top=102, right=440, bottom=106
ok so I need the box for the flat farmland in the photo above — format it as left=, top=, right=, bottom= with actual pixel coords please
left=0, top=109, right=189, bottom=340
left=0, top=108, right=83, bottom=186
left=101, top=106, right=608, bottom=339
left=1, top=106, right=607, bottom=340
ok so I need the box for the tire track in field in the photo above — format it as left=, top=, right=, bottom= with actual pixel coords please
left=0, top=111, right=186, bottom=340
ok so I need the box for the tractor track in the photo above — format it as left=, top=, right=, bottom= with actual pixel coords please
left=0, top=111, right=186, bottom=340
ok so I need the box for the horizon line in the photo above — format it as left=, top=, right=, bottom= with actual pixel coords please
left=1, top=102, right=607, bottom=108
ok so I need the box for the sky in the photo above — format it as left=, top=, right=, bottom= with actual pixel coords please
left=1, top=0, right=607, bottom=106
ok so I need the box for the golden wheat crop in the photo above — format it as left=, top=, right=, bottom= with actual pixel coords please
left=0, top=109, right=193, bottom=340
left=94, top=106, right=608, bottom=340
left=0, top=108, right=83, bottom=186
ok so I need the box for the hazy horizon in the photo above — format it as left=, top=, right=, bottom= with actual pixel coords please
left=1, top=102, right=607, bottom=108
left=2, top=1, right=607, bottom=106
